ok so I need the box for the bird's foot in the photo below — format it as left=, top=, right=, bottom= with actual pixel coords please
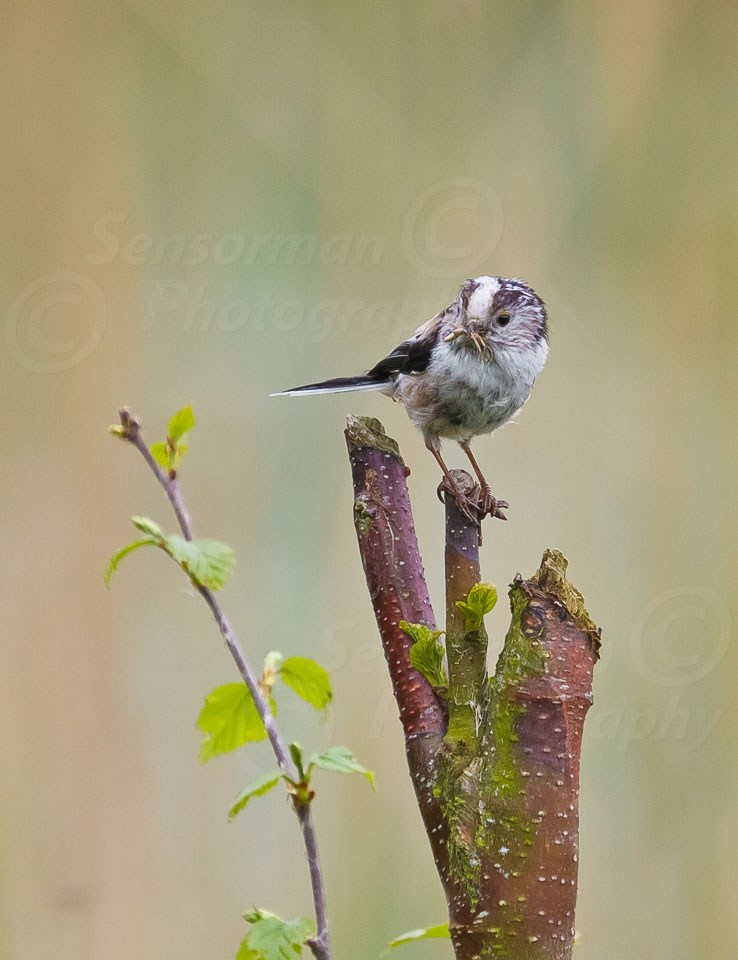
left=437, top=477, right=509, bottom=526
left=437, top=476, right=483, bottom=525
left=479, top=485, right=509, bottom=522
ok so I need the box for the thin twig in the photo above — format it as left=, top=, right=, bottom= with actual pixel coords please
left=115, top=407, right=330, bottom=960
left=296, top=805, right=330, bottom=958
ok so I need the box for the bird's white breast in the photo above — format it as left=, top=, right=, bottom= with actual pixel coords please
left=395, top=337, right=548, bottom=441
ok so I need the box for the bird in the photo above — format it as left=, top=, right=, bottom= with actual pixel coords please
left=272, top=276, right=549, bottom=524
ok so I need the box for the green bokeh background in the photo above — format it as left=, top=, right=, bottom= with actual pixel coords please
left=2, top=2, right=737, bottom=958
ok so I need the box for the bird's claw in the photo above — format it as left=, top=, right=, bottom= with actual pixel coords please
left=437, top=476, right=480, bottom=524
left=457, top=493, right=483, bottom=525
left=480, top=485, right=509, bottom=522
left=436, top=477, right=510, bottom=527
left=437, top=478, right=509, bottom=525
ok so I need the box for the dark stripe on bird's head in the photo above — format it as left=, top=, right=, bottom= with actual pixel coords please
left=493, top=278, right=549, bottom=343
left=459, top=278, right=480, bottom=311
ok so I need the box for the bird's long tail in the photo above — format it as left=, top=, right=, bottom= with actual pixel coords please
left=270, top=375, right=391, bottom=397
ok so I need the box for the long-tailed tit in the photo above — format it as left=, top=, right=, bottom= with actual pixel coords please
left=273, top=276, right=548, bottom=524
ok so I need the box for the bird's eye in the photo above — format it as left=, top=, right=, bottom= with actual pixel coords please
left=497, top=313, right=511, bottom=326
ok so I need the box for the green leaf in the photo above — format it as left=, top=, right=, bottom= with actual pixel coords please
left=398, top=621, right=441, bottom=646
left=281, top=657, right=332, bottom=710
left=173, top=442, right=188, bottom=467
left=289, top=742, right=305, bottom=778
left=456, top=582, right=498, bottom=632
left=150, top=440, right=171, bottom=470
left=166, top=536, right=235, bottom=590
left=168, top=404, right=195, bottom=441
left=245, top=913, right=314, bottom=960
left=131, top=515, right=166, bottom=541
left=401, top=621, right=447, bottom=689
left=228, top=771, right=282, bottom=820
left=388, top=923, right=450, bottom=949
left=109, top=520, right=234, bottom=592
left=243, top=907, right=275, bottom=924
left=104, top=537, right=159, bottom=587
left=241, top=910, right=314, bottom=960
left=197, top=684, right=270, bottom=761
left=309, top=746, right=375, bottom=788
left=235, top=939, right=262, bottom=960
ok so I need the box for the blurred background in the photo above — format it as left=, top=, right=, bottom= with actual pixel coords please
left=2, top=1, right=737, bottom=958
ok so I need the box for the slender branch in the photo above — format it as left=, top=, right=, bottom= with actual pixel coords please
left=443, top=469, right=489, bottom=752
left=296, top=804, right=330, bottom=952
left=119, top=409, right=194, bottom=539
left=195, top=587, right=293, bottom=774
left=115, top=407, right=330, bottom=960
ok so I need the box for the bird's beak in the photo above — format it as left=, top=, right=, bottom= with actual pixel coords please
left=463, top=320, right=491, bottom=358
left=444, top=321, right=489, bottom=357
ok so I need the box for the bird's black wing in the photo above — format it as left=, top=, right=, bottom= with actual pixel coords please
left=366, top=314, right=443, bottom=380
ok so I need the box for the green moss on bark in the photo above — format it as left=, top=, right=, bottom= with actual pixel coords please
left=353, top=494, right=372, bottom=536
left=435, top=583, right=549, bottom=917
left=474, top=585, right=546, bottom=936
left=435, top=750, right=484, bottom=901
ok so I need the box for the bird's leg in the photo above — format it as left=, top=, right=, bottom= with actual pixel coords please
left=459, top=439, right=508, bottom=521
left=426, top=436, right=481, bottom=525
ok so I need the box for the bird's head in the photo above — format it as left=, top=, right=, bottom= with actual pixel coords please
left=444, top=276, right=548, bottom=357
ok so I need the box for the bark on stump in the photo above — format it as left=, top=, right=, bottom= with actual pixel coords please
left=346, top=416, right=600, bottom=960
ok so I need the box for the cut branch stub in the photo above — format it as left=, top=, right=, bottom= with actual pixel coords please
left=345, top=415, right=445, bottom=744
left=346, top=415, right=450, bottom=880
left=448, top=550, right=601, bottom=960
